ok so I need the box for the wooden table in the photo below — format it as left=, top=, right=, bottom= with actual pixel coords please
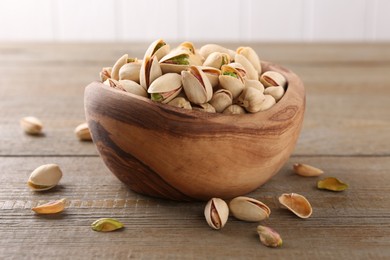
left=1, top=43, right=389, bottom=259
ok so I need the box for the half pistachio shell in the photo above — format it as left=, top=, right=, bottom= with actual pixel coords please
left=148, top=73, right=182, bottom=103
left=181, top=66, right=213, bottom=104
left=293, top=163, right=324, bottom=177
left=91, top=218, right=124, bottom=232
left=229, top=196, right=271, bottom=222
left=317, top=177, right=348, bottom=191
left=28, top=164, right=63, bottom=191
left=278, top=193, right=312, bottom=219
left=140, top=56, right=162, bottom=90
left=32, top=198, right=66, bottom=214
left=143, top=38, right=170, bottom=61
left=119, top=80, right=148, bottom=97
left=204, top=198, right=229, bottom=230
left=99, top=67, right=112, bottom=82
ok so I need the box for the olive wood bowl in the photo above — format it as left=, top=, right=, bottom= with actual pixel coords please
left=84, top=62, right=305, bottom=201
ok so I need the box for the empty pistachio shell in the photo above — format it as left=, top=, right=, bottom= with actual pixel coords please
left=260, top=71, right=287, bottom=88
left=257, top=225, right=282, bottom=248
left=223, top=104, right=246, bottom=115
left=229, top=196, right=271, bottom=222
left=28, top=164, right=63, bottom=191
left=32, top=198, right=66, bottom=214
left=317, top=177, right=348, bottom=191
left=91, top=218, right=124, bottom=232
left=200, top=66, right=221, bottom=87
left=278, top=193, right=312, bottom=219
left=20, top=116, right=43, bottom=135
left=74, top=122, right=92, bottom=141
left=204, top=198, right=229, bottom=230
left=293, top=163, right=324, bottom=177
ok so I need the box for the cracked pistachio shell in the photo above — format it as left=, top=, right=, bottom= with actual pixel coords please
left=167, top=97, right=192, bottom=110
left=111, top=54, right=128, bottom=80
left=229, top=196, right=271, bottom=222
left=257, top=225, right=282, bottom=248
left=91, top=218, right=124, bottom=232
left=140, top=56, right=162, bottom=90
left=237, top=87, right=266, bottom=113
left=160, top=49, right=202, bottom=74
left=293, top=163, right=324, bottom=177
left=99, top=67, right=112, bottom=82
left=204, top=198, right=229, bottom=230
left=235, top=54, right=259, bottom=80
left=199, top=44, right=236, bottom=61
left=181, top=66, right=213, bottom=104
left=317, top=177, right=348, bottom=191
left=119, top=80, right=148, bottom=98
left=144, top=38, right=170, bottom=61
left=278, top=193, right=312, bottom=219
left=74, top=122, right=92, bottom=141
left=209, top=89, right=233, bottom=113
left=264, top=86, right=285, bottom=102
left=244, top=79, right=264, bottom=93
left=32, top=198, right=66, bottom=214
left=219, top=65, right=245, bottom=98
left=236, top=46, right=262, bottom=75
left=20, top=116, right=43, bottom=135
left=148, top=73, right=182, bottom=103
left=199, top=66, right=220, bottom=87
left=203, top=52, right=231, bottom=69
left=28, top=164, right=63, bottom=191
left=260, top=71, right=287, bottom=88
left=193, top=103, right=216, bottom=113
left=119, top=62, right=141, bottom=83
left=223, top=104, right=246, bottom=115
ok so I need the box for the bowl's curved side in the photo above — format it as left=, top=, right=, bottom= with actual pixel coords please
left=85, top=62, right=305, bottom=201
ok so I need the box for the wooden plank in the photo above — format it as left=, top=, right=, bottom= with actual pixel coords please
left=0, top=156, right=389, bottom=258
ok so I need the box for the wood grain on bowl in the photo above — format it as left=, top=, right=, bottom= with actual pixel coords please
left=84, top=62, right=305, bottom=201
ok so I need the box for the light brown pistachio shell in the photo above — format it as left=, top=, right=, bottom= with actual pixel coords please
left=219, top=65, right=245, bottom=98
left=293, top=163, right=324, bottom=177
left=144, top=38, right=170, bottom=60
left=20, top=116, right=43, bottom=135
left=167, top=97, right=192, bottom=110
left=237, top=87, right=265, bottom=113
left=111, top=54, right=128, bottom=80
left=99, top=67, right=112, bottom=82
left=258, top=95, right=276, bottom=111
left=148, top=73, right=182, bottom=103
left=222, top=104, right=246, bottom=115
left=317, top=177, right=348, bottom=191
left=257, top=225, right=282, bottom=248
left=119, top=80, right=148, bottom=97
left=119, top=62, right=141, bottom=82
left=202, top=52, right=231, bottom=69
left=32, top=198, right=66, bottom=214
left=229, top=196, right=271, bottom=222
left=181, top=66, right=213, bottom=104
left=140, top=56, right=162, bottom=89
left=199, top=44, right=236, bottom=61
left=204, top=198, right=229, bottom=230
left=237, top=46, right=262, bottom=74
left=260, top=71, right=287, bottom=88
left=209, top=89, right=233, bottom=113
left=278, top=193, right=313, bottom=219
left=264, top=86, right=285, bottom=101
left=28, top=164, right=63, bottom=191
left=234, top=54, right=259, bottom=80
left=74, top=122, right=92, bottom=141
left=160, top=49, right=202, bottom=74
left=192, top=103, right=216, bottom=113
left=199, top=66, right=221, bottom=87
left=244, top=79, right=265, bottom=93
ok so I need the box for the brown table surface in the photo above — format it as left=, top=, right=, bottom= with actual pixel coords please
left=1, top=43, right=389, bottom=259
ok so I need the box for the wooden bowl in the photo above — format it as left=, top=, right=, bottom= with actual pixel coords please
left=84, top=62, right=305, bottom=201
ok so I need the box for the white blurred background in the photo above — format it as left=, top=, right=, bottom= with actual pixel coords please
left=0, top=0, right=389, bottom=42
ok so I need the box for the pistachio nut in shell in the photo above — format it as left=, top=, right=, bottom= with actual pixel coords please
left=111, top=54, right=128, bottom=80
left=317, top=177, right=348, bottom=191
left=143, top=38, right=170, bottom=61
left=28, top=164, right=63, bottom=191
left=237, top=87, right=265, bottom=113
left=229, top=196, right=271, bottom=222
left=219, top=64, right=245, bottom=99
left=91, top=218, right=124, bottom=232
left=228, top=63, right=247, bottom=79
left=106, top=78, right=126, bottom=92
left=167, top=97, right=192, bottom=110
left=148, top=73, right=182, bottom=103
left=99, top=67, right=112, bottom=82
left=160, top=49, right=202, bottom=74
left=257, top=225, right=282, bottom=248
left=119, top=80, right=148, bottom=98
left=32, top=198, right=66, bottom=214
left=260, top=71, right=287, bottom=88
left=199, top=44, right=236, bottom=61
left=223, top=104, right=246, bottom=115
left=209, top=89, right=233, bottom=113
left=264, top=86, right=285, bottom=101
left=236, top=46, right=262, bottom=74
left=199, top=66, right=220, bottom=87
left=293, top=163, right=324, bottom=177
left=257, top=95, right=276, bottom=112
left=244, top=79, right=264, bottom=93
left=74, top=122, right=92, bottom=141
left=181, top=66, right=213, bottom=104
left=234, top=54, right=258, bottom=80
left=203, top=52, right=231, bottom=69
left=278, top=193, right=312, bottom=219
left=119, top=62, right=141, bottom=82
left=20, top=116, right=43, bottom=135
left=140, top=55, right=162, bottom=89
left=204, top=198, right=229, bottom=230
left=192, top=103, right=216, bottom=113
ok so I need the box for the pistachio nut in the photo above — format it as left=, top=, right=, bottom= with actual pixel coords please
left=260, top=71, right=287, bottom=88
left=209, top=89, right=233, bottom=113
left=257, top=95, right=276, bottom=112
left=204, top=198, right=229, bottom=230
left=278, top=193, right=312, bottom=219
left=222, top=104, right=246, bottom=115
left=244, top=79, right=264, bottom=93
left=203, top=52, right=231, bottom=69
left=236, top=46, right=262, bottom=75
left=317, top=177, right=348, bottom=191
left=257, top=225, right=282, bottom=248
left=219, top=64, right=245, bottom=98
left=192, top=103, right=216, bottom=113
left=28, top=164, right=63, bottom=191
left=181, top=66, right=213, bottom=104
left=229, top=196, right=271, bottom=222
left=234, top=54, right=258, bottom=80
left=111, top=54, right=128, bottom=80
left=160, top=49, right=202, bottom=74
left=99, top=67, right=112, bottom=82
left=119, top=61, right=141, bottom=83
left=119, top=80, right=148, bottom=97
left=237, top=87, right=265, bottom=113
left=167, top=97, right=192, bottom=110
left=74, top=122, right=92, bottom=141
left=199, top=44, right=236, bottom=61
left=264, top=86, right=285, bottom=101
left=91, top=218, right=124, bottom=232
left=20, top=116, right=43, bottom=135
left=140, top=55, right=162, bottom=89
left=143, top=38, right=170, bottom=61
left=199, top=66, right=221, bottom=87
left=293, top=163, right=324, bottom=177
left=148, top=73, right=182, bottom=103
left=32, top=198, right=66, bottom=214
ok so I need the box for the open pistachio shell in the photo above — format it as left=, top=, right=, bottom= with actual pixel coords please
left=119, top=80, right=148, bottom=97
left=199, top=66, right=220, bottom=87
left=203, top=52, right=231, bottom=69
left=260, top=71, right=287, bottom=88
left=28, top=164, right=63, bottom=191
left=160, top=49, right=202, bottom=74
left=219, top=65, right=245, bottom=98
left=235, top=54, right=259, bottom=80
left=209, top=89, right=233, bottom=113
left=199, top=44, right=236, bottom=61
left=228, top=63, right=247, bottom=78
left=223, top=104, right=246, bottom=115
left=148, top=73, right=182, bottom=103
left=204, top=198, right=229, bottom=230
left=111, top=54, right=128, bottom=80
left=181, top=66, right=213, bottom=104
left=229, top=196, right=271, bottom=222
left=237, top=46, right=262, bottom=75
left=317, top=177, right=348, bottom=191
left=278, top=193, right=312, bottom=219
left=140, top=56, right=162, bottom=90
left=237, top=87, right=265, bottom=113
left=119, top=62, right=141, bottom=83
left=144, top=38, right=170, bottom=61
left=177, top=41, right=196, bottom=54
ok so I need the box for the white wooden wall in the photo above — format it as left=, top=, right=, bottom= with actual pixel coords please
left=0, top=0, right=389, bottom=42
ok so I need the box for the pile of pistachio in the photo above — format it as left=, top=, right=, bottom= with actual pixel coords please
left=99, top=39, right=287, bottom=114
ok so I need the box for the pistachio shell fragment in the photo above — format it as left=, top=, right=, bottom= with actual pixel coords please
left=74, top=122, right=92, bottom=141
left=20, top=116, right=43, bottom=135
left=278, top=193, right=312, bottom=219
left=293, top=163, right=324, bottom=177
left=204, top=198, right=229, bottom=230
left=229, top=196, right=271, bottom=222
left=32, top=198, right=66, bottom=214
left=317, top=177, right=348, bottom=191
left=257, top=225, right=282, bottom=248
left=28, top=164, right=63, bottom=191
left=91, top=218, right=124, bottom=232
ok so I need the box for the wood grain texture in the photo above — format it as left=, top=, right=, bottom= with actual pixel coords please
left=0, top=43, right=390, bottom=259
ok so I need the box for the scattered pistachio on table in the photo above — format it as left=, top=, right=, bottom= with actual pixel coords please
left=229, top=196, right=271, bottom=222
left=204, top=198, right=229, bottom=230
left=91, top=218, right=124, bottom=232
left=257, top=225, right=283, bottom=248
left=20, top=116, right=43, bottom=135
left=28, top=164, right=63, bottom=191
left=293, top=163, right=324, bottom=177
left=317, top=177, right=349, bottom=191
left=32, top=198, right=66, bottom=214
left=74, top=122, right=92, bottom=141
left=278, top=193, right=313, bottom=219
left=99, top=39, right=288, bottom=114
